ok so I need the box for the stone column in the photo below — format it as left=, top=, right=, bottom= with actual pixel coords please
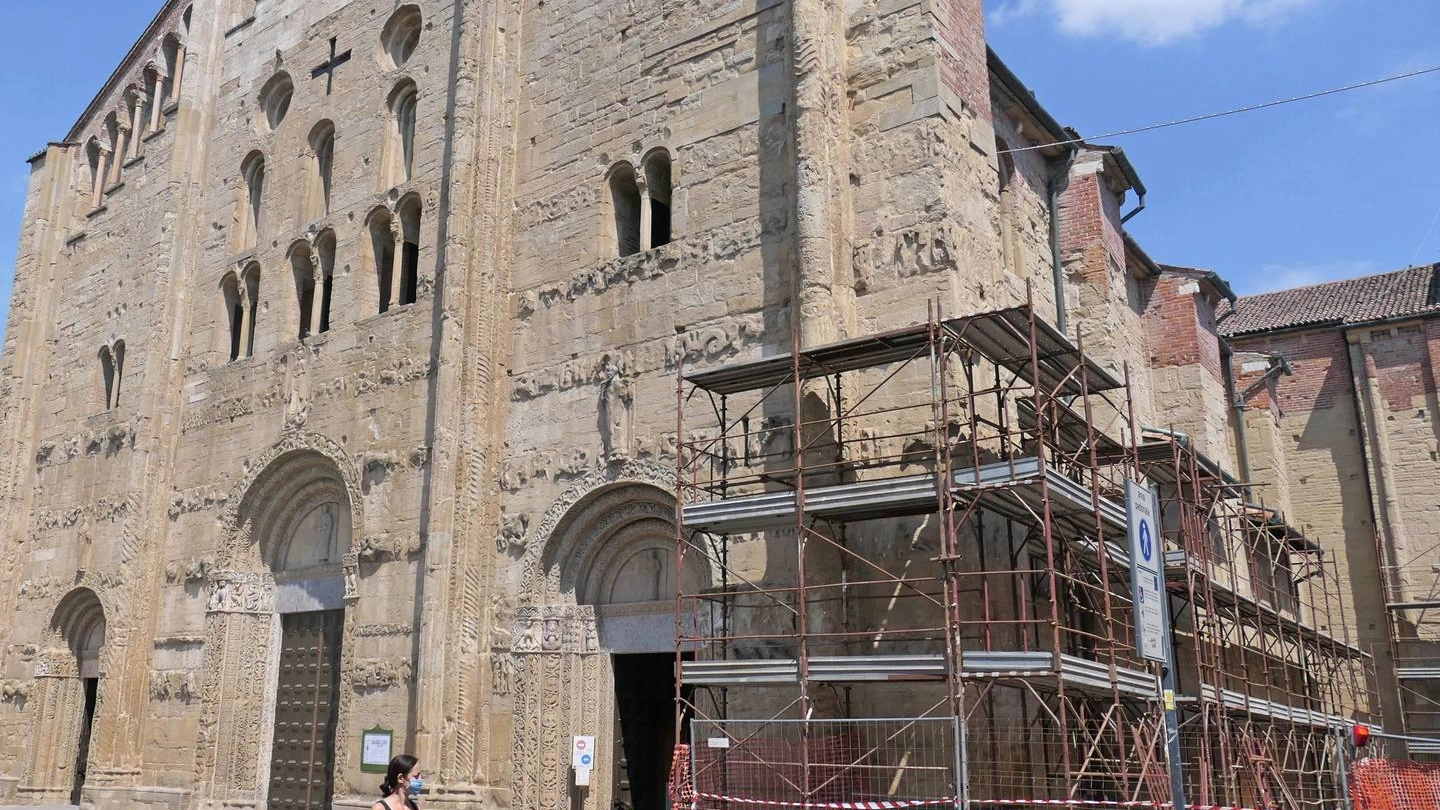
left=109, top=126, right=130, bottom=186
left=509, top=606, right=614, bottom=810
left=309, top=249, right=326, bottom=333
left=637, top=175, right=652, bottom=252
left=92, top=148, right=111, bottom=209
left=169, top=46, right=185, bottom=105
left=789, top=0, right=850, bottom=348
left=127, top=95, right=145, bottom=159
left=148, top=77, right=164, bottom=133
left=20, top=649, right=86, bottom=803
left=388, top=221, right=405, bottom=307
left=239, top=282, right=255, bottom=358
left=192, top=571, right=279, bottom=810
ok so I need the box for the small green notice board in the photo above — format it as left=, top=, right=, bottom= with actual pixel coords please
left=361, top=725, right=393, bottom=773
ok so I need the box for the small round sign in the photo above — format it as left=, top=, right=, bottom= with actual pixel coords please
left=575, top=739, right=588, bottom=751
left=580, top=753, right=593, bottom=767
left=1139, top=519, right=1153, bottom=562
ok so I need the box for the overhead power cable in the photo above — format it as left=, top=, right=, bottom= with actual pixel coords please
left=998, top=64, right=1440, bottom=154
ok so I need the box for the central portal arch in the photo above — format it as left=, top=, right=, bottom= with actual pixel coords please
left=193, top=438, right=362, bottom=810
left=512, top=476, right=711, bottom=810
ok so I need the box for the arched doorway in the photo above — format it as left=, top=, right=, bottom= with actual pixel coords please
left=193, top=440, right=360, bottom=810
left=513, top=477, right=710, bottom=810
left=25, top=588, right=106, bottom=804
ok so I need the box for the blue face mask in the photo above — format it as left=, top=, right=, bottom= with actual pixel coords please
left=406, top=777, right=423, bottom=797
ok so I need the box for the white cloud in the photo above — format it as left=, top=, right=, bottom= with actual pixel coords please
left=992, top=0, right=1318, bottom=46
left=1240, top=259, right=1379, bottom=295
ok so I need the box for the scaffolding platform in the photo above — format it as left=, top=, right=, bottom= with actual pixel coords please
left=681, top=651, right=1158, bottom=699
left=683, top=456, right=1126, bottom=535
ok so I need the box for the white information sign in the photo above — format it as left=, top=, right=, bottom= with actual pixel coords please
left=1126, top=480, right=1168, bottom=663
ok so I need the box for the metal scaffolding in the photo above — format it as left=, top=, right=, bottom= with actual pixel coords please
left=669, top=298, right=1375, bottom=809
left=1132, top=435, right=1378, bottom=808
left=1379, top=524, right=1440, bottom=751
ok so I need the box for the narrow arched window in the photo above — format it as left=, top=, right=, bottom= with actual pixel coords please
left=369, top=210, right=396, bottom=313
left=98, top=346, right=115, bottom=409
left=643, top=150, right=673, bottom=249
left=398, top=196, right=421, bottom=305
left=142, top=67, right=163, bottom=136
left=111, top=340, right=126, bottom=407
left=123, top=88, right=143, bottom=161
left=609, top=162, right=641, bottom=257
left=103, top=114, right=122, bottom=187
left=316, top=230, right=336, bottom=334
left=307, top=121, right=335, bottom=219
left=380, top=5, right=422, bottom=70
left=240, top=152, right=265, bottom=250
left=291, top=246, right=316, bottom=339
left=387, top=81, right=418, bottom=186
left=222, top=272, right=243, bottom=360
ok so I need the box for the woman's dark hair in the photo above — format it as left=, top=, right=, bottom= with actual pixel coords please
left=380, top=754, right=418, bottom=797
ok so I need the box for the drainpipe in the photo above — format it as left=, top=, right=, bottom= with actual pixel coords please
left=1048, top=144, right=1078, bottom=334
left=1120, top=188, right=1146, bottom=224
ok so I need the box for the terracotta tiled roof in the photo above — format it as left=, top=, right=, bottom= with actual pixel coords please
left=1219, top=263, right=1440, bottom=337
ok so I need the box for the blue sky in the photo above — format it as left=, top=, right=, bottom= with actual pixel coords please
left=0, top=1, right=1437, bottom=343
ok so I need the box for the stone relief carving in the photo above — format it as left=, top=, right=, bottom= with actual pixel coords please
left=491, top=652, right=515, bottom=696
left=0, top=680, right=30, bottom=704
left=205, top=570, right=274, bottom=614
left=34, top=650, right=78, bottom=679
left=354, top=623, right=413, bottom=637
left=348, top=658, right=413, bottom=691
left=164, top=556, right=212, bottom=585
left=282, top=349, right=311, bottom=432
left=498, top=511, right=530, bottom=553
left=510, top=605, right=599, bottom=654
left=168, top=485, right=230, bottom=519
left=33, top=424, right=136, bottom=470
left=355, top=532, right=423, bottom=563
left=34, top=497, right=131, bottom=531
left=343, top=552, right=359, bottom=601
left=599, top=359, right=635, bottom=463
left=853, top=220, right=968, bottom=290
left=149, top=669, right=198, bottom=702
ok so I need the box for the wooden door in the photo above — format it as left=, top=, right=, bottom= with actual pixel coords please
left=267, top=610, right=343, bottom=810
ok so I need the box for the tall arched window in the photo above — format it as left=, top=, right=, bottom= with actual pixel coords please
left=307, top=121, right=335, bottom=219
left=316, top=229, right=336, bottom=334
left=387, top=81, right=418, bottom=187
left=609, top=162, right=641, bottom=257
left=397, top=195, right=421, bottom=306
left=291, top=245, right=316, bottom=340
left=368, top=209, right=396, bottom=313
left=143, top=66, right=163, bottom=135
left=222, top=272, right=243, bottom=360
left=98, top=346, right=115, bottom=409
left=643, top=149, right=673, bottom=249
left=111, top=340, right=125, bottom=407
left=161, top=35, right=183, bottom=105
left=380, top=5, right=422, bottom=70
left=240, top=151, right=266, bottom=250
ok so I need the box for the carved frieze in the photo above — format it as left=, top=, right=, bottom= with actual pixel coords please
left=348, top=658, right=413, bottom=691
left=149, top=669, right=198, bottom=702
left=510, top=605, right=599, bottom=655
left=205, top=570, right=274, bottom=614
left=33, top=650, right=78, bottom=679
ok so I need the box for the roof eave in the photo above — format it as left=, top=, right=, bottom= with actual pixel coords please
left=986, top=46, right=1070, bottom=152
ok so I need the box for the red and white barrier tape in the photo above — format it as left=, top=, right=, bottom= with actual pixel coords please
left=695, top=795, right=1257, bottom=810
left=695, top=791, right=955, bottom=808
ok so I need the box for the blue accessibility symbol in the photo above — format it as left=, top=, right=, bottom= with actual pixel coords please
left=1139, top=519, right=1153, bottom=561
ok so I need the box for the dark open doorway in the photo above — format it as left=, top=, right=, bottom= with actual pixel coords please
left=612, top=653, right=680, bottom=810
left=70, top=677, right=99, bottom=805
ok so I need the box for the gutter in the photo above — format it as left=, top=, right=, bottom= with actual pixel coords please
left=1105, top=147, right=1147, bottom=224
left=987, top=47, right=1070, bottom=147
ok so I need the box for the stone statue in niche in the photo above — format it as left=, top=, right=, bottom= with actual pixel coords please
left=598, top=358, right=634, bottom=462
left=283, top=350, right=310, bottom=431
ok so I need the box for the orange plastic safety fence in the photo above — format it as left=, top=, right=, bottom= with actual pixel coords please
left=1350, top=757, right=1440, bottom=810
